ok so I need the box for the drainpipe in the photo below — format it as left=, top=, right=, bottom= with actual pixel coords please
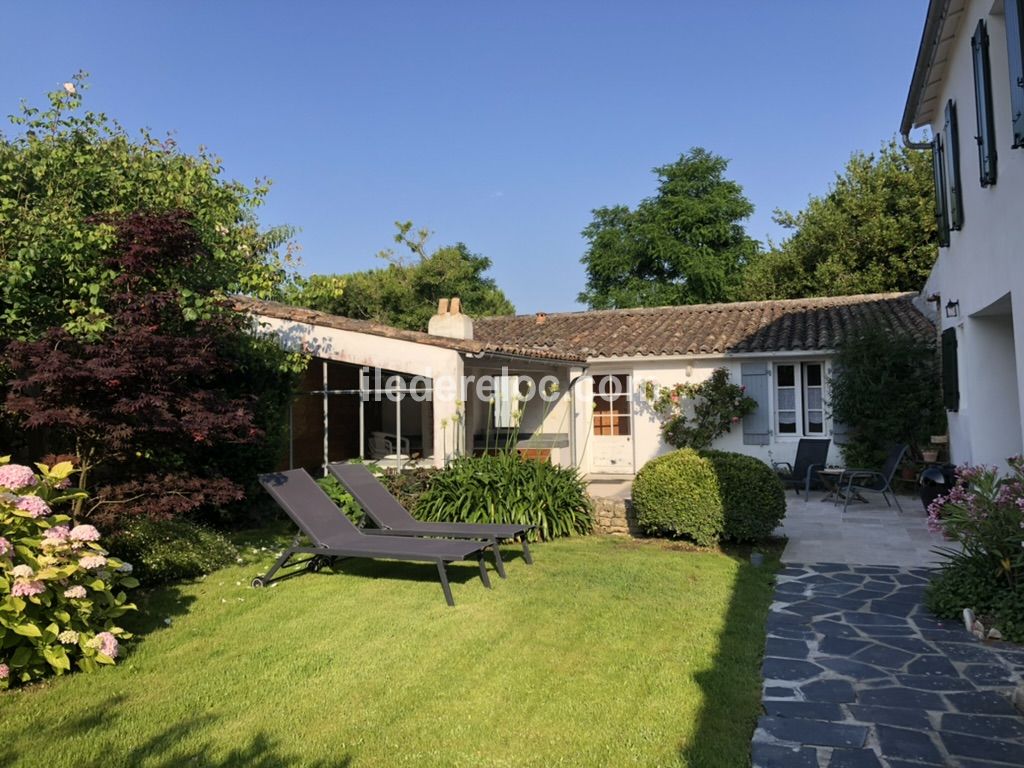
left=902, top=132, right=932, bottom=151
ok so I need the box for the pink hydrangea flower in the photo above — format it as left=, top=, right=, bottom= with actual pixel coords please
left=89, top=631, right=119, bottom=659
left=11, top=564, right=34, bottom=579
left=12, top=580, right=45, bottom=597
left=0, top=663, right=8, bottom=679
left=63, top=585, right=87, bottom=599
left=79, top=555, right=106, bottom=569
left=0, top=464, right=36, bottom=491
left=0, top=537, right=10, bottom=556
left=14, top=495, right=50, bottom=518
left=69, top=525, right=101, bottom=542
left=43, top=525, right=70, bottom=545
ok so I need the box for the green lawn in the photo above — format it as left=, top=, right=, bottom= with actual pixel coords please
left=0, top=536, right=776, bottom=768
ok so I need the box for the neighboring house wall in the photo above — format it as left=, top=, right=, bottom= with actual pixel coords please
left=917, top=0, right=1024, bottom=468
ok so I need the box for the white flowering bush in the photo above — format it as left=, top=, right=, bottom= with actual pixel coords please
left=0, top=456, right=136, bottom=689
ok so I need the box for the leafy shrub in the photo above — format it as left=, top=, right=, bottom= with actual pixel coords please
left=417, top=453, right=592, bottom=541
left=640, top=368, right=756, bottom=450
left=925, top=459, right=1024, bottom=641
left=0, top=458, right=137, bottom=689
left=315, top=476, right=364, bottom=526
left=700, top=450, right=786, bottom=542
left=632, top=449, right=723, bottom=546
left=829, top=323, right=945, bottom=467
left=105, top=517, right=237, bottom=586
left=379, top=467, right=437, bottom=516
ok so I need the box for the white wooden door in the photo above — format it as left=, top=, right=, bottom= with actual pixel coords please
left=590, top=373, right=634, bottom=474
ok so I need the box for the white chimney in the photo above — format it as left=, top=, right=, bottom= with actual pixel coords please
left=428, top=296, right=474, bottom=340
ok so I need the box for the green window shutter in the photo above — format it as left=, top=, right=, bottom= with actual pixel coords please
left=932, top=135, right=951, bottom=247
left=1006, top=0, right=1024, bottom=147
left=741, top=361, right=770, bottom=445
left=945, top=100, right=964, bottom=230
left=972, top=19, right=998, bottom=185
left=941, top=327, right=960, bottom=412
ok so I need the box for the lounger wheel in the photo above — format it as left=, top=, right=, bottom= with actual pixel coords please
left=308, top=556, right=328, bottom=572
left=251, top=577, right=265, bottom=588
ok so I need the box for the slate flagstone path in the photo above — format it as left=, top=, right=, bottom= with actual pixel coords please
left=752, top=563, right=1024, bottom=767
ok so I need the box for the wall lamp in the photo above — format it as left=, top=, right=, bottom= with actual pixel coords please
left=945, top=300, right=960, bottom=318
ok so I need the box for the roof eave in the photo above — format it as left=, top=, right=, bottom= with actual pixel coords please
left=901, top=0, right=955, bottom=136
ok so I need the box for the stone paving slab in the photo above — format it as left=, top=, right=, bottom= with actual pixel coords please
left=752, top=563, right=1024, bottom=768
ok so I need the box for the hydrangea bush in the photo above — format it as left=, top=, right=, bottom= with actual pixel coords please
left=0, top=456, right=136, bottom=690
left=925, top=459, right=1024, bottom=640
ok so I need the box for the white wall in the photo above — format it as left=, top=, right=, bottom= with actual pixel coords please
left=577, top=356, right=844, bottom=476
left=919, top=0, right=1024, bottom=468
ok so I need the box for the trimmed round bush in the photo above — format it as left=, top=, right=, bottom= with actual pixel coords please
left=106, top=517, right=237, bottom=585
left=699, top=450, right=786, bottom=542
left=632, top=448, right=723, bottom=546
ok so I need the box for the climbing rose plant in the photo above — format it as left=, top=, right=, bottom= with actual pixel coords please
left=640, top=367, right=756, bottom=450
left=0, top=457, right=136, bottom=690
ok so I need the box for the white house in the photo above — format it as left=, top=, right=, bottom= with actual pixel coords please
left=238, top=292, right=933, bottom=480
left=902, top=0, right=1024, bottom=468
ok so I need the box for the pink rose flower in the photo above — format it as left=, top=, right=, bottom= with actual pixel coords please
left=14, top=495, right=51, bottom=518
left=0, top=464, right=37, bottom=491
left=69, top=525, right=101, bottom=542
left=79, top=555, right=107, bottom=569
left=12, top=580, right=45, bottom=597
left=0, top=537, right=10, bottom=556
left=63, top=585, right=87, bottom=599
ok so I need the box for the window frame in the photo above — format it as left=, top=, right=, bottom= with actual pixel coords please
left=773, top=361, right=829, bottom=439
left=944, top=100, right=964, bottom=231
left=932, top=133, right=951, bottom=247
left=972, top=19, right=998, bottom=186
left=592, top=373, right=632, bottom=437
left=1005, top=0, right=1024, bottom=148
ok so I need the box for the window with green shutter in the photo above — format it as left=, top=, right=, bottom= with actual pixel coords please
left=941, top=327, right=960, bottom=412
left=932, top=134, right=951, bottom=247
left=972, top=19, right=998, bottom=185
left=1006, top=0, right=1024, bottom=147
left=944, top=100, right=964, bottom=230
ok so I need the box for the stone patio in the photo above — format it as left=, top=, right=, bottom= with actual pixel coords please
left=753, top=494, right=1024, bottom=767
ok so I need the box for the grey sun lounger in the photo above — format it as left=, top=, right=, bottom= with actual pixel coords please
left=328, top=462, right=535, bottom=578
left=257, top=469, right=498, bottom=606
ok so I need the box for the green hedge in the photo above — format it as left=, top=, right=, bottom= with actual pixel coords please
left=417, top=453, right=592, bottom=541
left=632, top=448, right=723, bottom=546
left=106, top=517, right=237, bottom=585
left=632, top=449, right=786, bottom=546
left=700, top=450, right=786, bottom=542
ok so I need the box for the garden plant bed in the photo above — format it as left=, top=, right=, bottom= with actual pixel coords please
left=1, top=535, right=776, bottom=767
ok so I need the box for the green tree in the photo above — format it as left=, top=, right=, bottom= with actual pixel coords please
left=286, top=221, right=515, bottom=330
left=578, top=148, right=759, bottom=308
left=0, top=72, right=295, bottom=340
left=740, top=139, right=937, bottom=300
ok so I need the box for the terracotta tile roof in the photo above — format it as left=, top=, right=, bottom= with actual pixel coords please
left=473, top=292, right=934, bottom=359
left=233, top=297, right=586, bottom=362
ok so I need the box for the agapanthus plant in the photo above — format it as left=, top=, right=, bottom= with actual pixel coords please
left=927, top=457, right=1024, bottom=590
left=0, top=456, right=136, bottom=690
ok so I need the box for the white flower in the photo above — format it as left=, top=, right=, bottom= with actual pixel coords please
left=117, top=562, right=133, bottom=574
left=11, top=564, right=34, bottom=579
left=63, top=82, right=76, bottom=95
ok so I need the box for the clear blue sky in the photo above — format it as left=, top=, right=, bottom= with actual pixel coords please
left=1, top=1, right=928, bottom=314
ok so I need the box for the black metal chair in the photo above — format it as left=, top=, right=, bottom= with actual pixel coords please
left=257, top=469, right=498, bottom=606
left=773, top=438, right=831, bottom=500
left=839, top=443, right=909, bottom=513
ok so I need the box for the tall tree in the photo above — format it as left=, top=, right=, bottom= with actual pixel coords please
left=740, top=139, right=937, bottom=300
left=286, top=221, right=515, bottom=330
left=578, top=148, right=759, bottom=308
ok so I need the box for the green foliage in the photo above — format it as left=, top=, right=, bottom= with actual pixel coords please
left=740, top=139, right=937, bottom=300
left=0, top=72, right=295, bottom=340
left=417, top=453, right=592, bottom=541
left=285, top=221, right=514, bottom=330
left=578, top=148, right=758, bottom=308
left=828, top=322, right=945, bottom=466
left=0, top=458, right=136, bottom=689
left=315, top=476, right=364, bottom=526
left=379, top=467, right=436, bottom=517
left=926, top=559, right=1024, bottom=643
left=105, top=517, right=238, bottom=586
left=640, top=368, right=756, bottom=450
left=632, top=448, right=724, bottom=546
left=699, top=450, right=786, bottom=542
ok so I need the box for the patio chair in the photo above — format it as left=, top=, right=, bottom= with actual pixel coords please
left=772, top=438, right=831, bottom=499
left=839, top=443, right=909, bottom=513
left=328, top=462, right=535, bottom=577
left=256, top=469, right=498, bottom=606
